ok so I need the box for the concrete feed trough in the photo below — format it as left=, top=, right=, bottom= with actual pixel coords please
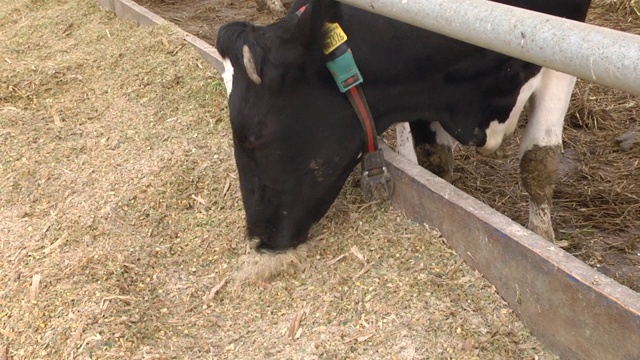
left=96, top=0, right=640, bottom=359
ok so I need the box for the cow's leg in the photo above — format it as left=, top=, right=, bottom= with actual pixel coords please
left=410, top=120, right=455, bottom=181
left=519, top=68, right=576, bottom=242
left=395, top=121, right=454, bottom=180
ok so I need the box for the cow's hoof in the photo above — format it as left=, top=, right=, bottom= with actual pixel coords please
left=527, top=221, right=556, bottom=243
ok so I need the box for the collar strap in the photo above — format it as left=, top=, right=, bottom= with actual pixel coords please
left=322, top=24, right=379, bottom=153
left=293, top=5, right=393, bottom=201
left=293, top=5, right=378, bottom=154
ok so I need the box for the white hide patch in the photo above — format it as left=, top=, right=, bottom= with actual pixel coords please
left=242, top=44, right=262, bottom=85
left=430, top=121, right=454, bottom=147
left=520, top=68, right=577, bottom=156
left=395, top=121, right=455, bottom=164
left=395, top=122, right=418, bottom=164
left=221, top=56, right=234, bottom=97
left=477, top=71, right=542, bottom=155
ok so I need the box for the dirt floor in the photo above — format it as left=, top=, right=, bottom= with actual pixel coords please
left=0, top=0, right=567, bottom=359
left=137, top=0, right=640, bottom=291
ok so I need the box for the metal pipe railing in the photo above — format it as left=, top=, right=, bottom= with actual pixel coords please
left=338, top=0, right=640, bottom=95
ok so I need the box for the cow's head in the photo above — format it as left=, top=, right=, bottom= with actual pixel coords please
left=216, top=0, right=363, bottom=252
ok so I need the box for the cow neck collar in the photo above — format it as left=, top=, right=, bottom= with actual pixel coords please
left=293, top=4, right=379, bottom=155
left=292, top=5, right=393, bottom=202
left=291, top=4, right=394, bottom=199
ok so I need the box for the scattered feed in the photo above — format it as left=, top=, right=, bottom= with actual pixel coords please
left=1, top=0, right=558, bottom=358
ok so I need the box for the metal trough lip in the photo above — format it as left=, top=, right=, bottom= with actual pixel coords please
left=96, top=1, right=640, bottom=359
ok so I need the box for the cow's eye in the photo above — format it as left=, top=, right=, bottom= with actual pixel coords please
left=237, top=119, right=271, bottom=152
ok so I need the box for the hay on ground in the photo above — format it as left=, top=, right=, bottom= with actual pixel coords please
left=1, top=0, right=558, bottom=358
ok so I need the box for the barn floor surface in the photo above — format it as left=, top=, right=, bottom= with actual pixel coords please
left=1, top=0, right=560, bottom=358
left=138, top=0, right=640, bottom=291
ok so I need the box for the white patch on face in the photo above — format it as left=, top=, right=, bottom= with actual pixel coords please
left=221, top=57, right=234, bottom=97
left=395, top=122, right=418, bottom=164
left=478, top=71, right=543, bottom=155
left=520, top=68, right=577, bottom=156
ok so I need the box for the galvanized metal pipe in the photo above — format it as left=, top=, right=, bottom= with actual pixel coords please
left=338, top=0, right=640, bottom=96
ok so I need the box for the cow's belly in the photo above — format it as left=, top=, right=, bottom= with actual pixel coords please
left=477, top=71, right=543, bottom=155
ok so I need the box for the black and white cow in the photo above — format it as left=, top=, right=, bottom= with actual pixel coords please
left=216, top=0, right=592, bottom=252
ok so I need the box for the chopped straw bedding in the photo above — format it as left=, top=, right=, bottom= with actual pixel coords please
left=1, top=0, right=562, bottom=359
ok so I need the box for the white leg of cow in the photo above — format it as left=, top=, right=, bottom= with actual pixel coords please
left=519, top=68, right=577, bottom=242
left=395, top=122, right=418, bottom=164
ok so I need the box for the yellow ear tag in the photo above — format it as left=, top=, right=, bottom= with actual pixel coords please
left=323, top=22, right=348, bottom=55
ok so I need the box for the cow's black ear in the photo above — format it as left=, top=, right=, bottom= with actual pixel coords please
left=230, top=0, right=340, bottom=91
left=294, top=0, right=341, bottom=57
left=257, top=0, right=341, bottom=89
left=215, top=2, right=342, bottom=91
left=292, top=0, right=341, bottom=52
left=216, top=21, right=266, bottom=85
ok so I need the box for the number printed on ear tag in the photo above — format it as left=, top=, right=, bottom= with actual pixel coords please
left=323, top=22, right=348, bottom=55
